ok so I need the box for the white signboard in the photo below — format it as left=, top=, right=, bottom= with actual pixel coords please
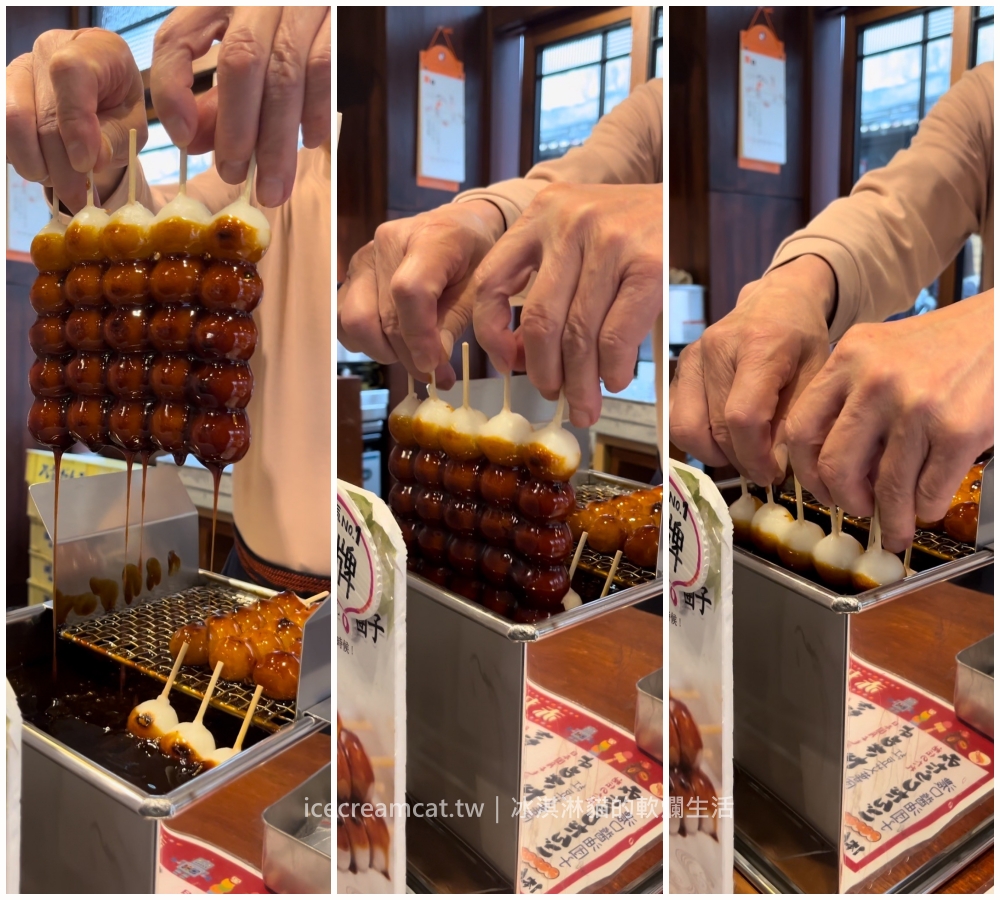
left=418, top=67, right=466, bottom=184
left=739, top=50, right=787, bottom=165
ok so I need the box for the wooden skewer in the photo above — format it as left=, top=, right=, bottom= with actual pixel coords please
left=86, top=170, right=95, bottom=208
left=159, top=641, right=189, bottom=700
left=303, top=590, right=329, bottom=605
left=429, top=370, right=438, bottom=400
left=739, top=475, right=749, bottom=499
left=127, top=128, right=137, bottom=205
left=903, top=543, right=913, bottom=573
left=833, top=506, right=843, bottom=537
left=232, top=685, right=264, bottom=752
left=766, top=485, right=774, bottom=505
left=462, top=341, right=471, bottom=409
left=179, top=148, right=188, bottom=195
left=600, top=550, right=623, bottom=598
left=194, top=660, right=225, bottom=726
left=794, top=476, right=804, bottom=522
left=552, top=390, right=566, bottom=426
left=407, top=373, right=415, bottom=396
left=502, top=372, right=512, bottom=412
left=568, top=533, right=588, bottom=580
left=242, top=152, right=257, bottom=204
left=869, top=503, right=881, bottom=552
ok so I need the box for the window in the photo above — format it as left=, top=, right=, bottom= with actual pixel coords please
left=854, top=8, right=953, bottom=182
left=93, top=7, right=174, bottom=71
left=534, top=23, right=632, bottom=164
left=974, top=6, right=994, bottom=63
left=652, top=8, right=664, bottom=79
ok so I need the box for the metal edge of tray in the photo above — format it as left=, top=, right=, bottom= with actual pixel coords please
left=408, top=573, right=663, bottom=642
left=735, top=546, right=994, bottom=613
left=21, top=711, right=325, bottom=819
left=262, top=764, right=332, bottom=893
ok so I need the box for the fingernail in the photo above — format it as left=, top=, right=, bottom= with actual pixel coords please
left=440, top=330, right=455, bottom=361
left=217, top=159, right=248, bottom=184
left=257, top=176, right=284, bottom=207
left=66, top=140, right=89, bottom=171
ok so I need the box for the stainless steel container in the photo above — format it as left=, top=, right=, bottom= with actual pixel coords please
left=722, top=462, right=994, bottom=894
left=406, top=470, right=664, bottom=891
left=263, top=764, right=332, bottom=893
left=955, top=634, right=993, bottom=739
left=635, top=669, right=664, bottom=763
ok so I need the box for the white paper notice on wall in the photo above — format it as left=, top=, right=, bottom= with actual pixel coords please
left=417, top=31, right=466, bottom=192
left=738, top=18, right=787, bottom=174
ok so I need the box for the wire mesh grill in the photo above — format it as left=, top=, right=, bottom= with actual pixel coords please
left=573, top=480, right=660, bottom=588
left=60, top=585, right=295, bottom=731
left=775, top=487, right=976, bottom=562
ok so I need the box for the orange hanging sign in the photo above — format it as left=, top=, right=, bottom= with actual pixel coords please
left=417, top=28, right=466, bottom=192
left=738, top=8, right=786, bottom=175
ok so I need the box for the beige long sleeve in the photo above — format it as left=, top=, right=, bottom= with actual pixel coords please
left=768, top=62, right=993, bottom=341
left=456, top=78, right=664, bottom=453
left=103, top=149, right=332, bottom=576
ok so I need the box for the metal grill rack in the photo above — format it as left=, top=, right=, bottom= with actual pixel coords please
left=773, top=486, right=976, bottom=562
left=60, top=585, right=296, bottom=732
left=573, top=480, right=659, bottom=588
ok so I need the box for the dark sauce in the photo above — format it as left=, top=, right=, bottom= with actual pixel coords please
left=7, top=611, right=267, bottom=795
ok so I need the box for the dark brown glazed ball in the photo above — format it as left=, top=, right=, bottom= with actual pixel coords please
left=481, top=586, right=517, bottom=618
left=187, top=408, right=251, bottom=464
left=442, top=458, right=486, bottom=500
left=192, top=311, right=258, bottom=361
left=102, top=261, right=150, bottom=306
left=443, top=498, right=480, bottom=534
left=388, top=445, right=416, bottom=482
left=624, top=525, right=660, bottom=569
left=421, top=564, right=451, bottom=587
left=480, top=464, right=528, bottom=508
left=446, top=535, right=482, bottom=576
left=28, top=397, right=74, bottom=450
left=414, top=487, right=447, bottom=525
left=67, top=396, right=110, bottom=450
left=189, top=360, right=253, bottom=409
left=448, top=574, right=484, bottom=604
left=151, top=402, right=189, bottom=462
left=64, top=308, right=105, bottom=352
left=413, top=449, right=447, bottom=487
left=416, top=524, right=449, bottom=564
left=107, top=353, right=153, bottom=399
left=205, top=216, right=267, bottom=263
left=64, top=352, right=109, bottom=396
left=199, top=262, right=263, bottom=312
left=512, top=606, right=553, bottom=624
left=29, top=357, right=69, bottom=398
left=30, top=231, right=71, bottom=274
left=388, top=482, right=418, bottom=519
left=29, top=274, right=69, bottom=315
left=517, top=480, right=576, bottom=522
left=512, top=562, right=570, bottom=611
left=480, top=545, right=515, bottom=586
left=398, top=518, right=419, bottom=552
left=149, top=305, right=197, bottom=354
left=478, top=506, right=521, bottom=547
left=150, top=354, right=192, bottom=401
left=103, top=307, right=149, bottom=352
left=406, top=552, right=424, bottom=573
left=64, top=263, right=105, bottom=307
left=150, top=256, right=204, bottom=304
left=29, top=315, right=70, bottom=356
left=513, top=521, right=573, bottom=565
left=109, top=399, right=155, bottom=452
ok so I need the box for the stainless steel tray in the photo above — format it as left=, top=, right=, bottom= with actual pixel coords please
left=263, top=764, right=332, bottom=893
left=955, top=634, right=993, bottom=738
left=635, top=668, right=663, bottom=763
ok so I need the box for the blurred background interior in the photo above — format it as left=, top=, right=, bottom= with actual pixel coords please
left=668, top=5, right=993, bottom=477
left=337, top=6, right=664, bottom=500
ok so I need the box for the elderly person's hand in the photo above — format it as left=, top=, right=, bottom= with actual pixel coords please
left=473, top=183, right=662, bottom=427
left=786, top=290, right=994, bottom=551
left=669, top=255, right=835, bottom=484
left=337, top=199, right=506, bottom=388
left=6, top=28, right=146, bottom=210
left=151, top=6, right=331, bottom=206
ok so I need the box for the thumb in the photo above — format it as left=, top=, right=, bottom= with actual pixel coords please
left=49, top=29, right=146, bottom=173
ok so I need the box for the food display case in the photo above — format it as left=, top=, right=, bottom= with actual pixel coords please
left=406, top=470, right=665, bottom=892
left=7, top=469, right=331, bottom=893
left=719, top=460, right=994, bottom=893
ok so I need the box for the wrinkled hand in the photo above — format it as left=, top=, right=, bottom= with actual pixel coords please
left=6, top=28, right=146, bottom=211
left=151, top=6, right=331, bottom=206
left=472, top=183, right=662, bottom=428
left=669, top=255, right=835, bottom=483
left=337, top=199, right=506, bottom=388
left=786, top=291, right=994, bottom=551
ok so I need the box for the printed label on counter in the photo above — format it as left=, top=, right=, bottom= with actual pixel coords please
left=841, top=657, right=994, bottom=891
left=667, top=463, right=734, bottom=894
left=517, top=682, right=663, bottom=894
left=156, top=824, right=267, bottom=893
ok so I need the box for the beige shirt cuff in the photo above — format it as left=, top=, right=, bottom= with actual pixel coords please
left=767, top=237, right=864, bottom=343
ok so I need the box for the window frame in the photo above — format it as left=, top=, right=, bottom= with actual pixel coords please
left=518, top=7, right=633, bottom=175
left=972, top=6, right=994, bottom=64
left=649, top=6, right=663, bottom=79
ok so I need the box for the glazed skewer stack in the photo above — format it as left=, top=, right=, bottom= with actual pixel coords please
left=388, top=355, right=582, bottom=623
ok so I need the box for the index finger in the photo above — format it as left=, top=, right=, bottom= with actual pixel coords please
left=6, top=54, right=47, bottom=183
left=784, top=364, right=849, bottom=505
left=151, top=7, right=229, bottom=147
